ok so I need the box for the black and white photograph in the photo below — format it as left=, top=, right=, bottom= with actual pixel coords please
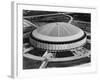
left=0, top=0, right=98, bottom=79
left=10, top=2, right=97, bottom=78
left=23, top=10, right=91, bottom=69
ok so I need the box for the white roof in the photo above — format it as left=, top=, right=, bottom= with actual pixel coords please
left=32, top=22, right=84, bottom=42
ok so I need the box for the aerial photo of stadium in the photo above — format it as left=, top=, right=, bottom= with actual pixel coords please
left=23, top=10, right=91, bottom=69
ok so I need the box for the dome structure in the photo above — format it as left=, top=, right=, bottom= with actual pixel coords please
left=30, top=22, right=87, bottom=51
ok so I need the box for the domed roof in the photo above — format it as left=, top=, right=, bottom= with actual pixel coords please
left=32, top=22, right=84, bottom=42
left=37, top=22, right=82, bottom=37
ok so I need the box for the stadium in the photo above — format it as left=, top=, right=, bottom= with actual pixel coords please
left=23, top=11, right=91, bottom=69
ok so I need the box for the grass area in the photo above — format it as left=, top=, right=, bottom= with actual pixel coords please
left=23, top=57, right=42, bottom=69
left=47, top=57, right=90, bottom=68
